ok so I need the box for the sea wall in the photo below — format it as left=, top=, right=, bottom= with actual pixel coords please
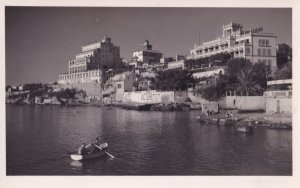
left=187, top=91, right=208, bottom=103
left=123, top=90, right=175, bottom=104
left=226, top=96, right=265, bottom=110
left=265, top=97, right=292, bottom=114
left=174, top=91, right=189, bottom=102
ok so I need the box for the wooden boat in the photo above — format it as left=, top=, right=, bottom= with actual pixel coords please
left=236, top=125, right=253, bottom=133
left=70, top=143, right=108, bottom=161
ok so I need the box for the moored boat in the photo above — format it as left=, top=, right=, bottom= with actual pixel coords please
left=70, top=143, right=109, bottom=161
left=236, top=125, right=253, bottom=133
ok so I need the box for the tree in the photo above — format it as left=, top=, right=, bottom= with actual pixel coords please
left=277, top=43, right=292, bottom=69
left=194, top=58, right=268, bottom=100
left=234, top=65, right=264, bottom=96
left=193, top=74, right=227, bottom=101
left=156, top=69, right=195, bottom=91
left=274, top=62, right=292, bottom=80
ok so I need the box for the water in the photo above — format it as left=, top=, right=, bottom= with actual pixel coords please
left=6, top=105, right=292, bottom=175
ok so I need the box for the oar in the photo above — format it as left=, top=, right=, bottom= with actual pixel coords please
left=94, top=144, right=115, bottom=158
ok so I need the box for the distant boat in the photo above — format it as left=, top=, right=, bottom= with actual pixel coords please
left=236, top=125, right=253, bottom=133
left=70, top=143, right=109, bottom=161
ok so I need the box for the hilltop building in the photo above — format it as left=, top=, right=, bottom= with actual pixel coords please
left=58, top=36, right=120, bottom=99
left=187, top=23, right=277, bottom=71
left=167, top=55, right=186, bottom=70
left=132, top=40, right=163, bottom=65
left=102, top=71, right=135, bottom=103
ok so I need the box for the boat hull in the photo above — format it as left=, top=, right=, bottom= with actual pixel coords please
left=70, top=143, right=109, bottom=161
left=71, top=150, right=107, bottom=161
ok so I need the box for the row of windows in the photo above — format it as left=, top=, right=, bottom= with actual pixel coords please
left=69, top=59, right=86, bottom=66
left=61, top=71, right=100, bottom=80
left=69, top=66, right=86, bottom=73
left=258, top=39, right=270, bottom=46
left=76, top=53, right=93, bottom=59
left=257, top=48, right=272, bottom=56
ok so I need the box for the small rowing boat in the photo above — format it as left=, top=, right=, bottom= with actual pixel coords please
left=70, top=143, right=109, bottom=161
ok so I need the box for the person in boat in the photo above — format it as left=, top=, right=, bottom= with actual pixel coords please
left=91, top=137, right=102, bottom=153
left=95, top=137, right=100, bottom=146
left=78, top=143, right=86, bottom=155
left=225, top=111, right=230, bottom=118
left=206, top=109, right=209, bottom=116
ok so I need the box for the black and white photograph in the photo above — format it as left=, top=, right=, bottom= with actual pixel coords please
left=1, top=0, right=298, bottom=187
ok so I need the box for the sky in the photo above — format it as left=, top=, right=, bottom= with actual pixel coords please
left=5, top=7, right=292, bottom=85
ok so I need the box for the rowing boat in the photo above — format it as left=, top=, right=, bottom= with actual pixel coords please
left=70, top=143, right=108, bottom=161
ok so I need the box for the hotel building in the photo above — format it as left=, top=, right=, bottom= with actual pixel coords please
left=58, top=36, right=120, bottom=98
left=58, top=36, right=120, bottom=85
left=187, top=23, right=277, bottom=71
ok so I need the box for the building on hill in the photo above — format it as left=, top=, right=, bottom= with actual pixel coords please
left=190, top=66, right=226, bottom=79
left=167, top=55, right=186, bottom=70
left=58, top=36, right=120, bottom=99
left=187, top=23, right=277, bottom=72
left=107, top=71, right=135, bottom=102
left=132, top=40, right=163, bottom=65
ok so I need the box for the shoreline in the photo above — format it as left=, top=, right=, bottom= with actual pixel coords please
left=6, top=102, right=292, bottom=128
left=196, top=110, right=292, bottom=129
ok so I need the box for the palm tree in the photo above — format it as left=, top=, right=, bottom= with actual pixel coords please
left=235, top=66, right=264, bottom=96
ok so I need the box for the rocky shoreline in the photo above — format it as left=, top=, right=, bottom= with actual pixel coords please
left=196, top=112, right=292, bottom=130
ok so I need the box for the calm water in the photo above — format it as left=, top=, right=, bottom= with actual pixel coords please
left=6, top=105, right=292, bottom=175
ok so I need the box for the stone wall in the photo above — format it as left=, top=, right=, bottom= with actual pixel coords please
left=174, top=91, right=189, bottom=102
left=226, top=96, right=265, bottom=110
left=59, top=83, right=102, bottom=99
left=265, top=97, right=292, bottom=114
left=187, top=91, right=208, bottom=103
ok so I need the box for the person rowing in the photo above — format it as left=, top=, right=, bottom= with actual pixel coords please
left=78, top=143, right=86, bottom=155
left=91, top=137, right=102, bottom=153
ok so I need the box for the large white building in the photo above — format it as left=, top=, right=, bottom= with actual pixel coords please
left=58, top=36, right=120, bottom=85
left=187, top=23, right=277, bottom=71
left=58, top=36, right=120, bottom=98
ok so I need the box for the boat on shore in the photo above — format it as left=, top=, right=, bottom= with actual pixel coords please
left=70, top=143, right=109, bottom=161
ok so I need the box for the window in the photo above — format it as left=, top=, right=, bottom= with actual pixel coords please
left=117, top=84, right=122, bottom=89
left=246, top=47, right=251, bottom=55
left=257, top=48, right=261, bottom=56
left=263, top=49, right=266, bottom=56
left=267, top=49, right=271, bottom=56
left=266, top=40, right=269, bottom=46
left=262, top=39, right=266, bottom=46
left=259, top=39, right=262, bottom=46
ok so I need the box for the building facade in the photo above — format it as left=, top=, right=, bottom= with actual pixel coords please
left=187, top=23, right=277, bottom=71
left=132, top=40, right=163, bottom=64
left=167, top=55, right=186, bottom=70
left=264, top=79, right=292, bottom=114
left=58, top=36, right=120, bottom=85
left=58, top=36, right=120, bottom=98
left=111, top=71, right=135, bottom=102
